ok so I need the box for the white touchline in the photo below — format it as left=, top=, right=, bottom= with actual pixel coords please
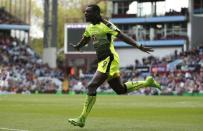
left=0, top=127, right=29, bottom=131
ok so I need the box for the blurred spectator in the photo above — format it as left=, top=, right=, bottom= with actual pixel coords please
left=0, top=35, right=64, bottom=94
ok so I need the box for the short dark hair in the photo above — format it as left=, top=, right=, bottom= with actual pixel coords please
left=87, top=4, right=101, bottom=14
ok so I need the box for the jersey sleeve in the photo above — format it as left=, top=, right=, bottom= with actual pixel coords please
left=83, top=27, right=91, bottom=37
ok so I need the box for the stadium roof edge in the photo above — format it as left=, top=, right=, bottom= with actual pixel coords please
left=110, top=16, right=187, bottom=24
left=0, top=24, right=30, bottom=31
left=114, top=40, right=186, bottom=47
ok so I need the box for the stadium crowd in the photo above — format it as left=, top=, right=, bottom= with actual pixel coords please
left=0, top=35, right=64, bottom=94
left=130, top=47, right=203, bottom=95
left=69, top=47, right=203, bottom=96
left=0, top=34, right=202, bottom=96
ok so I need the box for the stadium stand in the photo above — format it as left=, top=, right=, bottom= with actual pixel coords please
left=0, top=1, right=202, bottom=96
left=67, top=46, right=203, bottom=96
left=0, top=35, right=64, bottom=94
left=0, top=7, right=24, bottom=24
left=0, top=1, right=65, bottom=94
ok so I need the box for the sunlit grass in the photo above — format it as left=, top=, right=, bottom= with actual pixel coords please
left=0, top=94, right=203, bottom=131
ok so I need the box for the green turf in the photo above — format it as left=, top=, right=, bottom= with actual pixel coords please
left=0, top=94, right=203, bottom=131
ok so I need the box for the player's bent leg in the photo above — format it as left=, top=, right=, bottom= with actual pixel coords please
left=108, top=76, right=127, bottom=94
left=68, top=71, right=107, bottom=128
left=145, top=76, right=161, bottom=89
left=124, top=76, right=160, bottom=93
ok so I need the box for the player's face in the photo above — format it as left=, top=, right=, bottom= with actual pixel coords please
left=84, top=7, right=96, bottom=22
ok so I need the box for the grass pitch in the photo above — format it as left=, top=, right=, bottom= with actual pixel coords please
left=0, top=94, right=203, bottom=131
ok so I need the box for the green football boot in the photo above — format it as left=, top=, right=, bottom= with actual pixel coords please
left=68, top=117, right=85, bottom=128
left=146, top=76, right=161, bottom=90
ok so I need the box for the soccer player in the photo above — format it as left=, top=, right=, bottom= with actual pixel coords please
left=68, top=4, right=160, bottom=128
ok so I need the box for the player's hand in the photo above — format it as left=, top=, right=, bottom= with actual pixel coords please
left=70, top=43, right=80, bottom=51
left=139, top=45, right=154, bottom=54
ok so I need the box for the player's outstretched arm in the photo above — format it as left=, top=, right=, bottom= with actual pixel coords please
left=117, top=31, right=153, bottom=54
left=70, top=36, right=91, bottom=51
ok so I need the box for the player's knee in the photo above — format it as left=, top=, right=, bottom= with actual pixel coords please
left=108, top=83, right=127, bottom=95
left=87, top=88, right=97, bottom=96
left=87, top=91, right=96, bottom=96
left=86, top=82, right=98, bottom=95
left=87, top=82, right=99, bottom=89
